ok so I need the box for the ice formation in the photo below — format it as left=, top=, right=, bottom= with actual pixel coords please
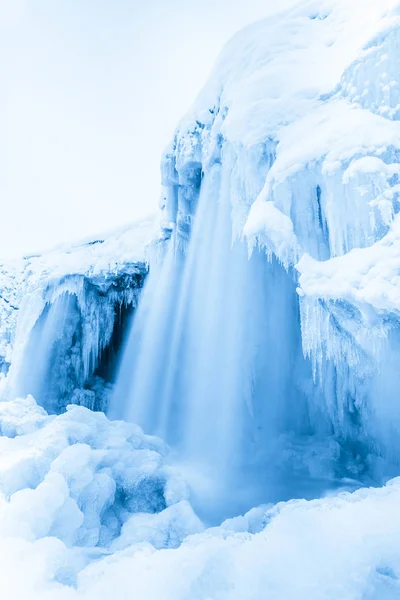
left=0, top=217, right=157, bottom=412
left=1, top=0, right=400, bottom=597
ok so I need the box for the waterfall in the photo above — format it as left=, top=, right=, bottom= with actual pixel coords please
left=7, top=272, right=141, bottom=415
left=110, top=158, right=323, bottom=523
left=14, top=292, right=82, bottom=414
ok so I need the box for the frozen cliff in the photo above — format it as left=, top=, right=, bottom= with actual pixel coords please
left=0, top=217, right=157, bottom=412
left=2, top=0, right=400, bottom=598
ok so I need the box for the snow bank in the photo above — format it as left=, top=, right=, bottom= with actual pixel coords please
left=0, top=396, right=398, bottom=599
left=0, top=396, right=200, bottom=551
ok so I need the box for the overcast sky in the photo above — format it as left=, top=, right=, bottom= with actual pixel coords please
left=1, top=0, right=292, bottom=259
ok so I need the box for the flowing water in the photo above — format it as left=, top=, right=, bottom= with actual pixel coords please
left=13, top=292, right=81, bottom=413
left=110, top=163, right=317, bottom=522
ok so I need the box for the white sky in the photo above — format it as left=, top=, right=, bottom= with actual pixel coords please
left=1, top=0, right=293, bottom=259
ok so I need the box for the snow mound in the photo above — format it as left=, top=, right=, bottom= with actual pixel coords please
left=0, top=398, right=396, bottom=599
left=0, top=396, right=201, bottom=553
left=0, top=399, right=398, bottom=599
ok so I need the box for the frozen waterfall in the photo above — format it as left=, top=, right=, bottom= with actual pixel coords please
left=5, top=267, right=145, bottom=415
left=13, top=293, right=81, bottom=414
left=3, top=3, right=400, bottom=597
left=110, top=154, right=333, bottom=522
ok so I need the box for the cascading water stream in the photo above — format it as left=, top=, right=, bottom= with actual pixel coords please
left=111, top=158, right=318, bottom=523
left=13, top=293, right=81, bottom=414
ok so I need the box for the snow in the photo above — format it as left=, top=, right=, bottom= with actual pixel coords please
left=0, top=396, right=197, bottom=548
left=1, top=215, right=156, bottom=298
left=174, top=0, right=400, bottom=145
left=297, top=220, right=400, bottom=313
left=0, top=395, right=398, bottom=599
left=244, top=199, right=300, bottom=267
left=165, top=0, right=400, bottom=262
